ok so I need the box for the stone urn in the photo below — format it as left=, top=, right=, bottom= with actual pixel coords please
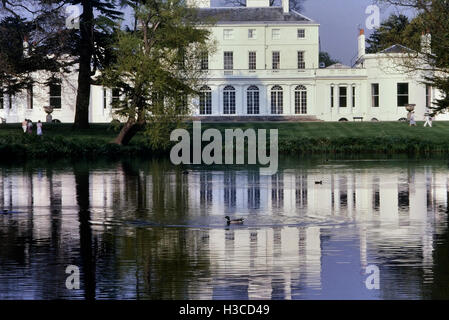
left=405, top=104, right=416, bottom=122
left=405, top=104, right=416, bottom=112
left=43, top=106, right=53, bottom=123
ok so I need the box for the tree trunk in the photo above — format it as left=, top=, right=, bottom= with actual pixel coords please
left=113, top=118, right=143, bottom=145
left=73, top=0, right=94, bottom=129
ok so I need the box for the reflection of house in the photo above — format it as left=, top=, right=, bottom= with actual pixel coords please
left=0, top=163, right=447, bottom=299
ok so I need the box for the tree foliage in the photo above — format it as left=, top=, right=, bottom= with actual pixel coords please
left=0, top=1, right=75, bottom=98
left=101, top=0, right=215, bottom=146
left=375, top=0, right=449, bottom=114
left=319, top=51, right=339, bottom=67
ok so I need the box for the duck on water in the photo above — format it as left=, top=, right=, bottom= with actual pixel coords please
left=225, top=216, right=245, bottom=225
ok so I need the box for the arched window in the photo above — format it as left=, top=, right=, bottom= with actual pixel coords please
left=294, top=85, right=307, bottom=114
left=247, top=85, right=259, bottom=114
left=271, top=85, right=283, bottom=114
left=199, top=86, right=212, bottom=115
left=223, top=85, right=236, bottom=114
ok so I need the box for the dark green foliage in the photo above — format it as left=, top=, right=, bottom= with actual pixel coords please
left=319, top=52, right=339, bottom=67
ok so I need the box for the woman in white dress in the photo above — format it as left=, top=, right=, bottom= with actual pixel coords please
left=36, top=120, right=43, bottom=136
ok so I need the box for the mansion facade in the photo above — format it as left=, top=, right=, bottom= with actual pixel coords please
left=0, top=0, right=446, bottom=123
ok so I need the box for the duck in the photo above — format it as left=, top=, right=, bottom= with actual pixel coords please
left=315, top=181, right=323, bottom=185
left=225, top=216, right=245, bottom=225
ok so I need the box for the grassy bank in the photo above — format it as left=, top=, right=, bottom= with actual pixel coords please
left=1, top=121, right=449, bottom=159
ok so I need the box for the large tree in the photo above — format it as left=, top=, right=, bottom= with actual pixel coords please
left=376, top=0, right=449, bottom=114
left=101, top=0, right=214, bottom=146
left=366, top=13, right=421, bottom=53
left=0, top=0, right=123, bottom=127
left=0, top=1, right=75, bottom=103
left=70, top=0, right=123, bottom=129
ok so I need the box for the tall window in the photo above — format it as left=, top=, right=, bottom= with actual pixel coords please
left=271, top=85, right=283, bottom=114
left=103, top=88, right=107, bottom=108
left=339, top=86, right=347, bottom=107
left=371, top=83, right=379, bottom=107
left=0, top=83, right=3, bottom=109
left=223, top=85, right=236, bottom=114
left=27, top=84, right=33, bottom=109
left=297, top=29, right=305, bottom=38
left=297, top=51, right=305, bottom=69
left=426, top=84, right=432, bottom=108
left=248, top=29, right=256, bottom=39
left=224, top=51, right=233, bottom=70
left=397, top=83, right=409, bottom=106
left=248, top=51, right=256, bottom=70
left=247, top=85, right=259, bottom=114
left=272, top=29, right=280, bottom=40
left=112, top=88, right=121, bottom=106
left=272, top=51, right=280, bottom=70
left=200, top=52, right=208, bottom=70
left=199, top=85, right=212, bottom=115
left=223, top=29, right=234, bottom=40
left=295, top=85, right=307, bottom=114
left=49, top=81, right=62, bottom=109
left=352, top=85, right=356, bottom=108
left=331, top=86, right=334, bottom=108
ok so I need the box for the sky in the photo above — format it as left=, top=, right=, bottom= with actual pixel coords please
left=302, top=0, right=406, bottom=65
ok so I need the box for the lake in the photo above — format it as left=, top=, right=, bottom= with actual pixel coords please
left=0, top=156, right=448, bottom=299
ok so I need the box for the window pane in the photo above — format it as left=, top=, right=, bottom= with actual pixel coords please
left=224, top=51, right=233, bottom=70
left=247, top=86, right=259, bottom=114
left=272, top=29, right=280, bottom=40
left=201, top=53, right=208, bottom=70
left=272, top=51, right=280, bottom=70
left=297, top=29, right=305, bottom=38
left=223, top=86, right=235, bottom=114
left=297, top=51, right=305, bottom=69
left=248, top=29, right=256, bottom=39
left=339, top=86, right=347, bottom=107
left=397, top=83, right=409, bottom=106
left=371, top=83, right=379, bottom=107
left=49, top=82, right=62, bottom=109
left=27, top=84, right=33, bottom=109
left=223, top=29, right=233, bottom=40
left=249, top=51, right=256, bottom=70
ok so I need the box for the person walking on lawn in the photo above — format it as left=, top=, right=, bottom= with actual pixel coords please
left=22, top=119, right=27, bottom=133
left=36, top=120, right=43, bottom=136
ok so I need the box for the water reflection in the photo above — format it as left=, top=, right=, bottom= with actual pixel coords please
left=0, top=158, right=448, bottom=299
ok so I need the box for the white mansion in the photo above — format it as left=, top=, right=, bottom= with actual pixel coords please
left=0, top=0, right=445, bottom=123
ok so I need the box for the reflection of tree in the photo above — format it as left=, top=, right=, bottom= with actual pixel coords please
left=139, top=228, right=211, bottom=299
left=74, top=162, right=96, bottom=300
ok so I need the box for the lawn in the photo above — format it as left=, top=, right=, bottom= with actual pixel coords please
left=0, top=121, right=448, bottom=158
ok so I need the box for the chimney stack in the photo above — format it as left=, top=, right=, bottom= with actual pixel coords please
left=282, top=0, right=289, bottom=13
left=421, top=31, right=431, bottom=54
left=358, top=29, right=365, bottom=60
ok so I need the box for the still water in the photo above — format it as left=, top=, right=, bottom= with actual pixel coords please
left=0, top=156, right=448, bottom=300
